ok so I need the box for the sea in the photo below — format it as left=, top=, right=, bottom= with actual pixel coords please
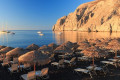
left=0, top=30, right=120, bottom=48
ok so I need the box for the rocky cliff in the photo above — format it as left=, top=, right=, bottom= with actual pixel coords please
left=52, top=0, right=120, bottom=32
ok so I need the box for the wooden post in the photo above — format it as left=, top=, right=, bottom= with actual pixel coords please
left=115, top=50, right=117, bottom=58
left=3, top=54, right=5, bottom=60
left=92, top=56, right=94, bottom=66
left=34, top=63, right=36, bottom=72
left=19, top=61, right=20, bottom=71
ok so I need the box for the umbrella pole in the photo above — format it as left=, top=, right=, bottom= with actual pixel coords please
left=115, top=50, right=117, bottom=59
left=3, top=54, right=5, bottom=60
left=92, top=56, right=94, bottom=66
left=34, top=63, right=36, bottom=72
left=19, top=62, right=20, bottom=71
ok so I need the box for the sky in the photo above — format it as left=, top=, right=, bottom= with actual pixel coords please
left=0, top=0, right=93, bottom=30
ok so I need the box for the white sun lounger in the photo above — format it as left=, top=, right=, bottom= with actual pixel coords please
left=74, top=68, right=92, bottom=78
left=21, top=68, right=49, bottom=80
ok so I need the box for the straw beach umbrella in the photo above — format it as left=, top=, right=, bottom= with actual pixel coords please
left=54, top=41, right=75, bottom=54
left=54, top=45, right=73, bottom=54
left=89, top=39, right=101, bottom=45
left=0, top=47, right=14, bottom=59
left=18, top=50, right=50, bottom=72
left=26, top=44, right=39, bottom=50
left=6, top=47, right=26, bottom=58
left=0, top=47, right=14, bottom=54
left=81, top=46, right=102, bottom=66
left=0, top=46, right=6, bottom=50
left=38, top=45, right=52, bottom=54
left=77, top=42, right=90, bottom=50
left=106, top=39, right=120, bottom=58
left=63, top=41, right=75, bottom=50
left=95, top=42, right=108, bottom=49
left=48, top=43, right=58, bottom=50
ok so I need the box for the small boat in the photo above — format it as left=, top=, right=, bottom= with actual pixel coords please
left=58, top=32, right=62, bottom=35
left=39, top=33, right=44, bottom=36
left=1, top=31, right=10, bottom=33
left=10, top=32, right=15, bottom=34
left=37, top=31, right=42, bottom=34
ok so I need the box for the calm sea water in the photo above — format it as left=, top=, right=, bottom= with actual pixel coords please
left=0, top=30, right=56, bottom=48
left=0, top=30, right=120, bottom=48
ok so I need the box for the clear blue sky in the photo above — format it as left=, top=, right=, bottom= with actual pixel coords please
left=0, top=0, right=93, bottom=30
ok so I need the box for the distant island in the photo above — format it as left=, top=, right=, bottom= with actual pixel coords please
left=52, top=0, right=120, bottom=32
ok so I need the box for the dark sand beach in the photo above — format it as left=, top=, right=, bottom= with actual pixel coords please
left=0, top=54, right=120, bottom=80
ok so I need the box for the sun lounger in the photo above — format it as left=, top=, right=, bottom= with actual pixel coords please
left=21, top=68, right=49, bottom=80
left=37, top=68, right=49, bottom=79
left=23, top=63, right=32, bottom=70
left=12, top=58, right=18, bottom=64
left=101, top=61, right=115, bottom=66
left=21, top=74, right=27, bottom=80
left=78, top=56, right=91, bottom=61
left=1, top=58, right=11, bottom=67
left=74, top=68, right=92, bottom=78
left=64, top=57, right=76, bottom=66
left=27, top=71, right=36, bottom=80
left=86, top=65, right=105, bottom=75
left=51, top=59, right=65, bottom=68
left=49, top=54, right=55, bottom=61
left=8, top=64, right=18, bottom=73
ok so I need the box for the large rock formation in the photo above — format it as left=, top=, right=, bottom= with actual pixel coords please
left=52, top=0, right=120, bottom=32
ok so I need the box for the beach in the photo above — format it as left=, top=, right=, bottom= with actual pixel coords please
left=0, top=38, right=120, bottom=80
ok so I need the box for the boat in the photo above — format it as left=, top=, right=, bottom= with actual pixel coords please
left=39, top=33, right=44, bottom=36
left=1, top=23, right=15, bottom=34
left=37, top=31, right=42, bottom=34
left=58, top=32, right=62, bottom=35
left=1, top=31, right=10, bottom=33
left=10, top=32, right=15, bottom=34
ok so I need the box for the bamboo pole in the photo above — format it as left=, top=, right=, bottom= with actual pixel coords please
left=92, top=56, right=94, bottom=66
left=115, top=50, right=117, bottom=59
left=34, top=63, right=36, bottom=72
left=19, top=61, right=20, bottom=71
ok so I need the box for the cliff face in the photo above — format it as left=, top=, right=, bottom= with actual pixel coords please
left=52, top=0, right=120, bottom=32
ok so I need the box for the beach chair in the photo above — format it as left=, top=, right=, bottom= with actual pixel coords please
left=64, top=57, right=76, bottom=66
left=51, top=59, right=65, bottom=68
left=22, top=63, right=32, bottom=71
left=1, top=58, right=10, bottom=67
left=27, top=71, right=36, bottom=80
left=49, top=54, right=55, bottom=61
left=37, top=68, right=49, bottom=79
left=100, top=60, right=116, bottom=74
left=21, top=68, right=49, bottom=80
left=8, top=64, right=18, bottom=73
left=74, top=68, right=92, bottom=78
left=86, top=65, right=106, bottom=76
left=13, top=58, right=18, bottom=64
left=0, top=55, right=4, bottom=61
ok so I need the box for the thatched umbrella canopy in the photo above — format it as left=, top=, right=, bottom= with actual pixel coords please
left=38, top=45, right=52, bottom=54
left=89, top=39, right=101, bottom=45
left=0, top=46, right=6, bottom=50
left=62, top=41, right=75, bottom=50
left=26, top=44, right=39, bottom=50
left=81, top=46, right=107, bottom=66
left=6, top=47, right=26, bottom=58
left=48, top=43, right=58, bottom=50
left=77, top=42, right=90, bottom=50
left=0, top=47, right=14, bottom=54
left=54, top=45, right=73, bottom=54
left=106, top=39, right=120, bottom=58
left=95, top=42, right=108, bottom=49
left=100, top=38, right=111, bottom=43
left=18, top=50, right=50, bottom=71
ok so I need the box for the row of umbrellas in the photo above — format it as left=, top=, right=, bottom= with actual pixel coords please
left=0, top=38, right=120, bottom=68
